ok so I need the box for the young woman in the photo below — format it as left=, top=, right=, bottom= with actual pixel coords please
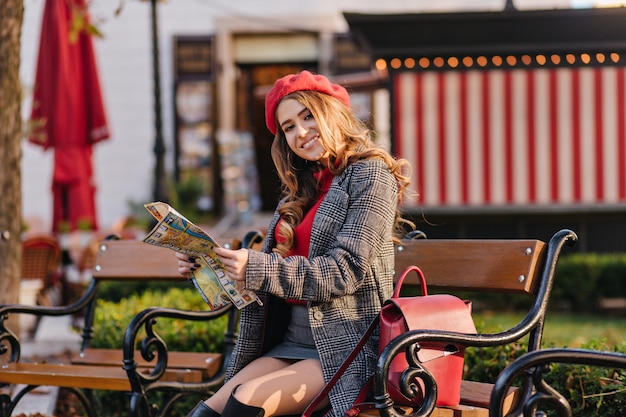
left=176, top=70, right=413, bottom=417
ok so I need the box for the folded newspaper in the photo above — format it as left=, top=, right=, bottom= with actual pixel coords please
left=143, top=202, right=260, bottom=310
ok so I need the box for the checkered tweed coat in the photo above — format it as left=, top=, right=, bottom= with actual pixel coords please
left=225, top=159, right=397, bottom=417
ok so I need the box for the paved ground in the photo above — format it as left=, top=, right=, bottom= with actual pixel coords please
left=10, top=385, right=59, bottom=417
left=11, top=315, right=81, bottom=416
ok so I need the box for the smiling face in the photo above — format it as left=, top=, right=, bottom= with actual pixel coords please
left=276, top=98, right=329, bottom=166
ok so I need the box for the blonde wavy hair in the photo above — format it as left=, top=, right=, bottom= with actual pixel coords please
left=270, top=90, right=414, bottom=257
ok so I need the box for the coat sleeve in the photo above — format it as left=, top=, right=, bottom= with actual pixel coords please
left=245, top=159, right=398, bottom=303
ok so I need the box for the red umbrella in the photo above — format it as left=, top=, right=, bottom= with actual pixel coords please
left=29, top=0, right=110, bottom=233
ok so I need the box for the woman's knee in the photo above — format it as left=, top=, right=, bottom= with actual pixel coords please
left=233, top=360, right=325, bottom=413
left=231, top=379, right=267, bottom=406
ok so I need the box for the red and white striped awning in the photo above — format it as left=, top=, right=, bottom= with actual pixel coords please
left=392, top=67, right=626, bottom=209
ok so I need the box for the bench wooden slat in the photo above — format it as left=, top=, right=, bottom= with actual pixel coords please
left=394, top=239, right=545, bottom=293
left=358, top=405, right=484, bottom=417
left=358, top=406, right=424, bottom=417
left=138, top=367, right=203, bottom=384
left=459, top=380, right=519, bottom=411
left=447, top=405, right=488, bottom=417
left=0, top=363, right=132, bottom=391
left=0, top=362, right=205, bottom=391
left=91, top=239, right=233, bottom=281
left=71, top=348, right=222, bottom=379
left=357, top=381, right=518, bottom=417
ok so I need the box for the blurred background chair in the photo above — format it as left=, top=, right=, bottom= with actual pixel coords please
left=20, top=233, right=62, bottom=338
left=21, top=233, right=62, bottom=306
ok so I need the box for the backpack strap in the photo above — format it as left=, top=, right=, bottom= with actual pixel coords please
left=302, top=315, right=380, bottom=417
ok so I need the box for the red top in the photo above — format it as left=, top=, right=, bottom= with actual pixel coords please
left=275, top=167, right=334, bottom=304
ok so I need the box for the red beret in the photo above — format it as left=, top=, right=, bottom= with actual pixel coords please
left=265, top=70, right=350, bottom=135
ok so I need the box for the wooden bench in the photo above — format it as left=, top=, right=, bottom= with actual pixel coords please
left=70, top=348, right=221, bottom=380
left=0, top=228, right=576, bottom=417
left=0, top=230, right=264, bottom=417
left=358, top=228, right=578, bottom=417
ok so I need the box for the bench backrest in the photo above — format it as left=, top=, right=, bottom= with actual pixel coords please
left=93, top=237, right=547, bottom=294
left=369, top=230, right=577, bottom=416
left=92, top=240, right=187, bottom=281
left=91, top=230, right=265, bottom=281
left=394, top=238, right=546, bottom=294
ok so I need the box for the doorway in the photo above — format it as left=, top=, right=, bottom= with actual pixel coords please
left=237, top=63, right=317, bottom=211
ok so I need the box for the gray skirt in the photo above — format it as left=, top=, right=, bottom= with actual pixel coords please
left=264, top=304, right=320, bottom=360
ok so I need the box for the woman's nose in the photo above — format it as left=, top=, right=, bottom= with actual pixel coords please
left=296, top=123, right=308, bottom=137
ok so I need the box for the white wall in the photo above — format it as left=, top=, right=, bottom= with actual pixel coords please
left=19, top=0, right=573, bottom=233
left=21, top=0, right=219, bottom=232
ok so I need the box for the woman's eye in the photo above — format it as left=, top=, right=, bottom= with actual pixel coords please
left=304, top=112, right=313, bottom=121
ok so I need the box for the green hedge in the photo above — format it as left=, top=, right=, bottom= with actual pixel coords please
left=88, top=286, right=229, bottom=417
left=465, top=340, right=626, bottom=417
left=96, top=279, right=191, bottom=302
left=543, top=340, right=626, bottom=417
left=92, top=286, right=228, bottom=352
left=552, top=253, right=626, bottom=312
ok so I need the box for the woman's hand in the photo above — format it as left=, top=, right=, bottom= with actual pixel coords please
left=175, top=251, right=200, bottom=278
left=214, top=246, right=249, bottom=282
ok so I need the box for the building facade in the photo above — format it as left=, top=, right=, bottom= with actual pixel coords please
left=22, top=0, right=625, bottom=252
